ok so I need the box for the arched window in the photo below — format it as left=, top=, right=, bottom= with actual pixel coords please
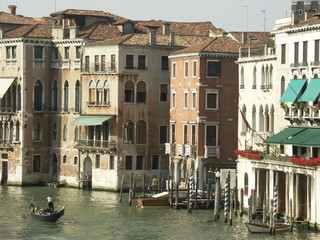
left=52, top=80, right=58, bottom=111
left=136, top=81, right=146, bottom=103
left=293, top=75, right=298, bottom=79
left=302, top=74, right=307, bottom=79
left=96, top=80, right=103, bottom=103
left=52, top=123, right=57, bottom=141
left=136, top=120, right=147, bottom=144
left=12, top=85, right=16, bottom=112
left=17, top=84, right=21, bottom=111
left=74, top=126, right=79, bottom=142
left=252, top=105, right=256, bottom=131
left=280, top=76, right=285, bottom=96
left=264, top=105, right=269, bottom=132
left=63, top=155, right=67, bottom=164
left=89, top=80, right=96, bottom=104
left=261, top=65, right=265, bottom=89
left=124, top=81, right=134, bottom=102
left=252, top=66, right=257, bottom=89
left=9, top=121, right=13, bottom=141
left=270, top=105, right=275, bottom=133
left=0, top=122, right=3, bottom=140
left=63, top=125, right=68, bottom=141
left=124, top=120, right=134, bottom=144
left=241, top=105, right=247, bottom=133
left=240, top=67, right=244, bottom=88
left=103, top=80, right=110, bottom=105
left=34, top=80, right=43, bottom=111
left=74, top=156, right=78, bottom=165
left=64, top=81, right=69, bottom=112
left=15, top=121, right=20, bottom=141
left=259, top=105, right=264, bottom=132
left=75, top=80, right=80, bottom=112
left=314, top=74, right=319, bottom=78
left=33, top=122, right=41, bottom=141
left=268, top=65, right=273, bottom=89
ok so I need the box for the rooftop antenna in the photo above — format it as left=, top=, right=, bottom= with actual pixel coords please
left=240, top=5, right=249, bottom=32
left=261, top=10, right=267, bottom=32
left=54, top=0, right=57, bottom=12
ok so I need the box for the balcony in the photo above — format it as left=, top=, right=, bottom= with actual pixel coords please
left=33, top=60, right=44, bottom=68
left=185, top=145, right=196, bottom=157
left=62, top=59, right=70, bottom=69
left=6, top=59, right=17, bottom=68
left=239, top=45, right=275, bottom=59
left=290, top=62, right=308, bottom=69
left=204, top=146, right=220, bottom=158
left=165, top=143, right=175, bottom=155
left=177, top=144, right=185, bottom=156
left=74, top=59, right=81, bottom=69
left=87, top=101, right=111, bottom=107
left=75, top=140, right=116, bottom=152
left=83, top=63, right=117, bottom=74
left=0, top=140, right=15, bottom=150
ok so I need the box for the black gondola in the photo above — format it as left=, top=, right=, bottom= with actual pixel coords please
left=30, top=203, right=65, bottom=222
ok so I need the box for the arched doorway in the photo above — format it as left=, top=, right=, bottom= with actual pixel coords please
left=83, top=157, right=92, bottom=189
left=50, top=153, right=58, bottom=183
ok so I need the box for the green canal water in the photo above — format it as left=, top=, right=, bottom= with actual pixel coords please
left=0, top=185, right=319, bottom=240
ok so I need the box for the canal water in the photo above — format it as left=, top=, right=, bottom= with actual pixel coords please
left=0, top=185, right=319, bottom=240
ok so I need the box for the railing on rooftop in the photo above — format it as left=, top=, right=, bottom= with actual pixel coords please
left=239, top=45, right=275, bottom=58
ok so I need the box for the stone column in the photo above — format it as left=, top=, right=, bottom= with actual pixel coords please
left=266, top=170, right=269, bottom=212
left=288, top=172, right=294, bottom=218
left=285, top=172, right=289, bottom=215
left=173, top=158, right=180, bottom=184
left=256, top=169, right=261, bottom=208
left=295, top=174, right=300, bottom=218
left=307, top=175, right=311, bottom=220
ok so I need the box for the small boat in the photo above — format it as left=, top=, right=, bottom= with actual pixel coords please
left=245, top=222, right=290, bottom=234
left=30, top=203, right=65, bottom=222
left=136, top=191, right=186, bottom=208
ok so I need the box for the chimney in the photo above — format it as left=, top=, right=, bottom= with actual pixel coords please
left=0, top=29, right=3, bottom=39
left=8, top=5, right=17, bottom=15
left=242, top=32, right=247, bottom=44
left=169, top=32, right=175, bottom=46
left=149, top=31, right=156, bottom=46
left=163, top=24, right=170, bottom=35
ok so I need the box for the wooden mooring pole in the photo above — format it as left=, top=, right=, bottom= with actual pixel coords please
left=119, top=175, right=125, bottom=202
left=214, top=171, right=220, bottom=221
left=239, top=188, right=244, bottom=217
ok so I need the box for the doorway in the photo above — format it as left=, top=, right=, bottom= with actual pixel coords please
left=1, top=161, right=8, bottom=185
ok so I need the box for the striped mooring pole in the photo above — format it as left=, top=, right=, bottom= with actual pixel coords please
left=272, top=185, right=278, bottom=235
left=187, top=168, right=194, bottom=213
left=224, top=171, right=230, bottom=223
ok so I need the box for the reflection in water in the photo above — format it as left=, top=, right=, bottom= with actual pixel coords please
left=0, top=186, right=319, bottom=240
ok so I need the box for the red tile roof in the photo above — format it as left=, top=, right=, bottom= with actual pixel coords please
left=0, top=11, right=41, bottom=25
left=4, top=24, right=51, bottom=38
left=78, top=22, right=123, bottom=40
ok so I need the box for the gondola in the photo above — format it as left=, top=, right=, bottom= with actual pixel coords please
left=30, top=203, right=65, bottom=222
left=245, top=222, right=290, bottom=234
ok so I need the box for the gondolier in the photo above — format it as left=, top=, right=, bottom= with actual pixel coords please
left=47, top=195, right=54, bottom=213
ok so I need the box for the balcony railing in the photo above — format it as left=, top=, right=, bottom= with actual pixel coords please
left=75, top=140, right=116, bottom=151
left=185, top=145, right=196, bottom=157
left=177, top=144, right=185, bottom=156
left=83, top=63, right=117, bottom=73
left=204, top=146, right=220, bottom=158
left=87, top=101, right=111, bottom=107
left=165, top=143, right=175, bottom=155
left=33, top=60, right=44, bottom=68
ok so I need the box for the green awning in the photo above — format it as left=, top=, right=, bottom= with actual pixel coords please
left=71, top=115, right=114, bottom=126
left=266, top=127, right=306, bottom=144
left=284, top=128, right=320, bottom=147
left=279, top=79, right=306, bottom=103
left=300, top=79, right=320, bottom=102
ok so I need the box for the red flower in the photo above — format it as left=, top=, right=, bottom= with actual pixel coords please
left=234, top=150, right=246, bottom=157
left=244, top=190, right=248, bottom=195
left=245, top=153, right=263, bottom=160
left=290, top=157, right=320, bottom=166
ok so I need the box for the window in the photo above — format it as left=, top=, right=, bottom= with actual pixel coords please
left=89, top=80, right=96, bottom=103
left=136, top=156, right=144, bottom=170
left=74, top=156, right=78, bottom=165
left=52, top=81, right=58, bottom=111
left=33, top=122, right=41, bottom=141
left=281, top=44, right=286, bottom=64
left=111, top=54, right=116, bottom=71
left=160, top=84, right=168, bottom=102
left=303, top=41, right=308, bottom=64
left=192, top=60, right=197, bottom=77
left=192, top=91, right=196, bottom=109
left=294, top=42, right=299, bottom=64
left=64, top=47, right=69, bottom=59
left=76, top=46, right=81, bottom=59
left=96, top=80, right=103, bottom=103
left=206, top=125, right=217, bottom=146
left=172, top=62, right=176, bottom=78
left=172, top=92, right=176, bottom=109
left=136, top=120, right=147, bottom=144
left=125, top=156, right=133, bottom=170
left=15, top=121, right=20, bottom=142
left=152, top=155, right=159, bottom=170
left=75, top=80, right=80, bottom=112
left=63, top=125, right=68, bottom=141
left=34, top=80, right=43, bottom=111
left=63, top=155, right=67, bottom=164
left=17, top=85, right=21, bottom=111
left=207, top=60, right=221, bottom=77
left=281, top=76, right=285, bottom=96
left=136, top=81, right=146, bottom=103
left=171, top=124, right=176, bottom=143
left=34, top=46, right=44, bottom=59
left=161, top=56, right=169, bottom=70
left=52, top=47, right=58, bottom=60
left=6, top=46, right=16, bottom=59
left=184, top=61, right=189, bottom=78
left=103, top=80, right=110, bottom=105
left=85, top=56, right=89, bottom=72
left=101, top=55, right=106, bottom=71
left=315, top=40, right=319, bottom=63
left=160, top=126, right=168, bottom=144
left=96, top=155, right=100, bottom=168
left=95, top=55, right=99, bottom=71
left=184, top=91, right=188, bottom=108
left=253, top=67, right=257, bottom=89
left=124, top=120, right=134, bottom=144
left=124, top=81, right=134, bottom=102
left=191, top=125, right=196, bottom=145
left=183, top=125, right=188, bottom=144
left=206, top=91, right=218, bottom=109
left=110, top=156, right=114, bottom=170
left=138, top=55, right=146, bottom=70
left=240, top=66, right=244, bottom=88
left=126, top=54, right=134, bottom=69
left=33, top=155, right=41, bottom=172
left=64, top=81, right=69, bottom=112
left=52, top=123, right=57, bottom=141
